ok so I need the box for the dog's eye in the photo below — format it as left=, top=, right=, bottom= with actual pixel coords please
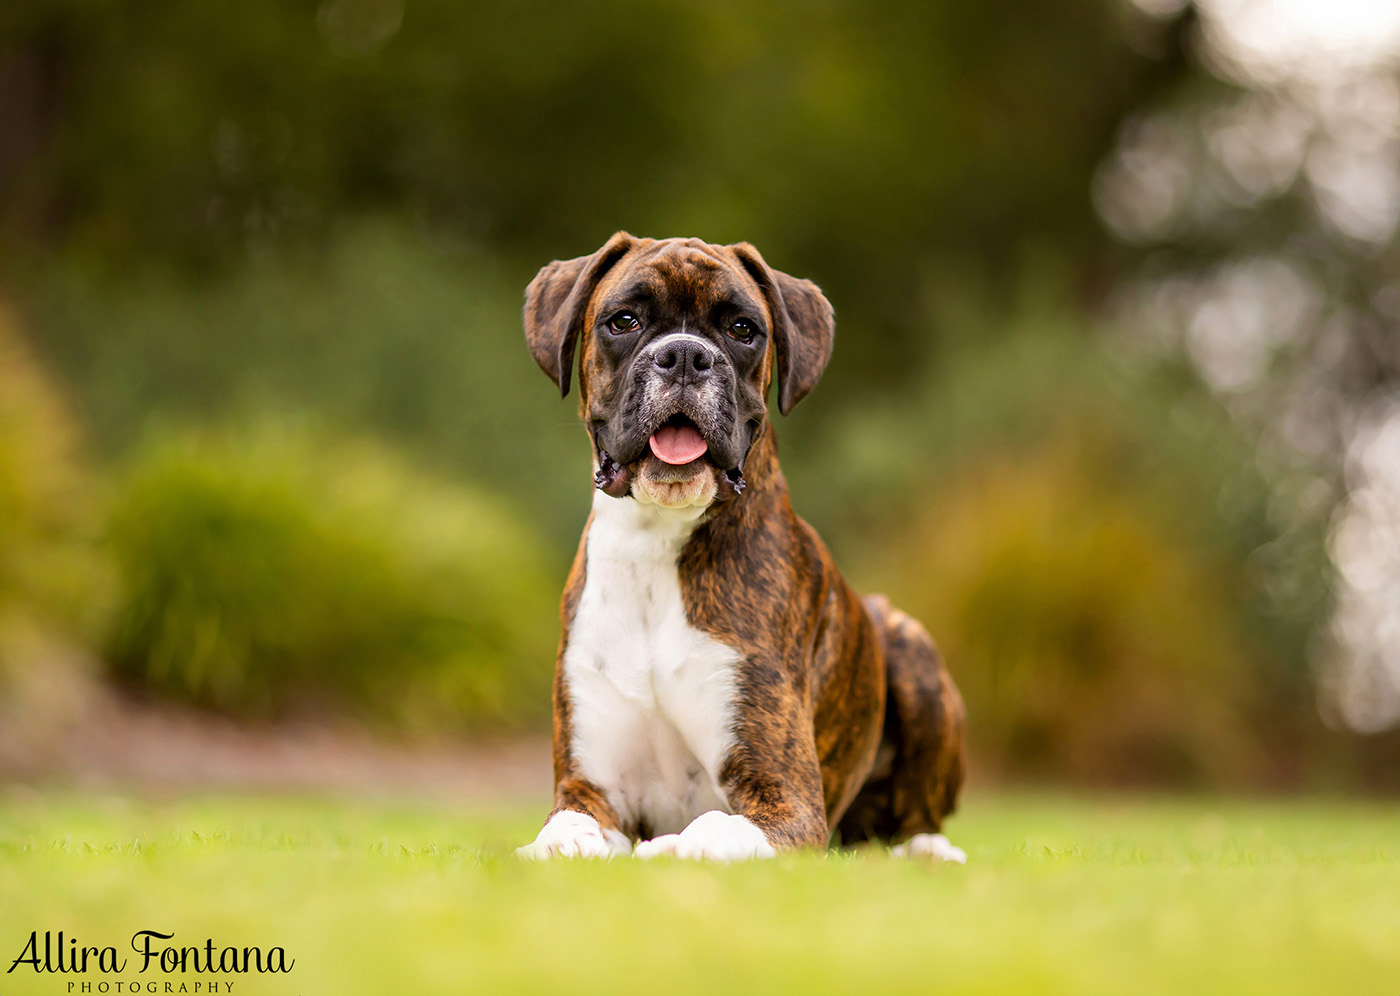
left=608, top=312, right=641, bottom=335
left=728, top=319, right=757, bottom=343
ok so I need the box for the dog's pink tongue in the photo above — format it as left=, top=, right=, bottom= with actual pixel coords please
left=649, top=424, right=708, bottom=465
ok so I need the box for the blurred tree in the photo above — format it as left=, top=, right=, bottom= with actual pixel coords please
left=0, top=0, right=1190, bottom=382
left=1093, top=2, right=1400, bottom=735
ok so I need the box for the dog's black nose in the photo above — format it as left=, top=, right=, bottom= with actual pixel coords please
left=653, top=338, right=714, bottom=382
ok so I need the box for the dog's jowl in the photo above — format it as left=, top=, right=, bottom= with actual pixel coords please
left=516, top=234, right=967, bottom=862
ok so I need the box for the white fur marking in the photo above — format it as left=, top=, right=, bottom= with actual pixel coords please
left=648, top=331, right=718, bottom=359
left=516, top=810, right=632, bottom=860
left=564, top=491, right=742, bottom=838
left=633, top=811, right=776, bottom=862
left=891, top=832, right=967, bottom=863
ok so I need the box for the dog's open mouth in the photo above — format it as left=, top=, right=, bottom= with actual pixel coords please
left=648, top=414, right=709, bottom=466
left=595, top=412, right=745, bottom=503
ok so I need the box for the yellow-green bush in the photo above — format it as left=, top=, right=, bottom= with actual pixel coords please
left=876, top=430, right=1265, bottom=785
left=0, top=304, right=105, bottom=670
left=104, top=424, right=558, bottom=730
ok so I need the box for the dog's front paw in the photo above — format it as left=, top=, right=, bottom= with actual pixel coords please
left=634, top=811, right=776, bottom=862
left=516, top=810, right=632, bottom=860
left=891, top=832, right=966, bottom=863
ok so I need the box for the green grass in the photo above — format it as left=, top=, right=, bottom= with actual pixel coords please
left=1, top=791, right=1397, bottom=996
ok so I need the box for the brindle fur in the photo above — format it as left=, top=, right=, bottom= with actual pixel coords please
left=526, top=233, right=965, bottom=850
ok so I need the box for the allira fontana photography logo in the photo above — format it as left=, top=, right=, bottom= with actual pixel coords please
left=7, top=929, right=294, bottom=992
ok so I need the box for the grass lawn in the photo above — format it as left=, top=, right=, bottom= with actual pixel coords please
left=1, top=790, right=1396, bottom=996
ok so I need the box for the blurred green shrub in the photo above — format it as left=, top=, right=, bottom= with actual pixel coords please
left=104, top=423, right=558, bottom=730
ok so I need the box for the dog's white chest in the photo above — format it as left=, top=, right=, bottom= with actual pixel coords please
left=563, top=492, right=741, bottom=837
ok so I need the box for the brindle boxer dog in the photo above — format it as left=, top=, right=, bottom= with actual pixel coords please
left=516, top=233, right=966, bottom=862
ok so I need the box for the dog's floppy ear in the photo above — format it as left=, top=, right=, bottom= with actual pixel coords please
left=729, top=243, right=835, bottom=415
left=523, top=231, right=636, bottom=397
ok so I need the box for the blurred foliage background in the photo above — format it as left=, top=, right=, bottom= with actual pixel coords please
left=1, top=0, right=1397, bottom=787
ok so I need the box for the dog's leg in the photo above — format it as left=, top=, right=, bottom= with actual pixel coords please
left=635, top=708, right=831, bottom=861
left=518, top=605, right=634, bottom=860
left=516, top=776, right=632, bottom=860
left=837, top=594, right=968, bottom=862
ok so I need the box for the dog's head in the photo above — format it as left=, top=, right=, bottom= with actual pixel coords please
left=524, top=233, right=834, bottom=508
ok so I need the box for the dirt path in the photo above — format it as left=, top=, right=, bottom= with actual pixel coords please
left=0, top=661, right=551, bottom=801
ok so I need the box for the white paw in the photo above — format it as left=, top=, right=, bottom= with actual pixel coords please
left=516, top=810, right=632, bottom=860
left=891, top=832, right=967, bottom=863
left=633, top=811, right=776, bottom=862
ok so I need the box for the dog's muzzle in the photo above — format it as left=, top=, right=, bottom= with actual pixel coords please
left=592, top=336, right=750, bottom=499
